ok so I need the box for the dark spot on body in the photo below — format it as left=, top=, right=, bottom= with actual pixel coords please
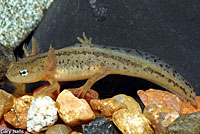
left=81, top=51, right=87, bottom=55
left=154, top=71, right=165, bottom=78
left=165, top=64, right=170, bottom=69
left=111, top=47, right=120, bottom=51
left=135, top=50, right=142, bottom=56
left=143, top=67, right=153, bottom=73
left=23, top=55, right=47, bottom=64
left=182, top=88, right=187, bottom=95
left=144, top=52, right=148, bottom=56
left=172, top=70, right=178, bottom=77
left=87, top=60, right=92, bottom=64
left=100, top=62, right=105, bottom=66
left=125, top=49, right=131, bottom=53
left=144, top=67, right=189, bottom=95
left=185, top=81, right=192, bottom=88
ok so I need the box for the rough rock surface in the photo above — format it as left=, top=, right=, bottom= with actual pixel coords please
left=27, top=96, right=58, bottom=132
left=113, top=94, right=142, bottom=112
left=4, top=95, right=33, bottom=129
left=56, top=90, right=95, bottom=126
left=82, top=117, right=119, bottom=134
left=143, top=104, right=179, bottom=134
left=138, top=89, right=200, bottom=115
left=166, top=111, right=200, bottom=134
left=0, top=89, right=14, bottom=120
left=90, top=98, right=127, bottom=117
left=112, top=109, right=154, bottom=134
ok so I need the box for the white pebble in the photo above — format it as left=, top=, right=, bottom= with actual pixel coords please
left=27, top=96, right=58, bottom=132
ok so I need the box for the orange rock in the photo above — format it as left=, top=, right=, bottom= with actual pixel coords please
left=4, top=95, right=34, bottom=129
left=137, top=89, right=200, bottom=115
left=0, top=105, right=3, bottom=121
left=143, top=104, right=179, bottom=134
left=56, top=90, right=95, bottom=126
left=113, top=109, right=154, bottom=134
left=113, top=94, right=142, bottom=113
left=90, top=98, right=127, bottom=117
left=137, top=89, right=182, bottom=112
left=0, top=89, right=14, bottom=120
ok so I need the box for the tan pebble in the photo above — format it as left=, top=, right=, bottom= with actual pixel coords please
left=90, top=98, right=127, bottom=117
left=45, top=124, right=72, bottom=134
left=71, top=131, right=82, bottom=134
left=143, top=104, right=179, bottom=134
left=56, top=90, right=95, bottom=126
left=112, top=109, right=154, bottom=134
left=4, top=95, right=34, bottom=129
left=24, top=131, right=32, bottom=134
left=0, top=105, right=4, bottom=120
left=0, top=89, right=14, bottom=119
left=113, top=94, right=142, bottom=112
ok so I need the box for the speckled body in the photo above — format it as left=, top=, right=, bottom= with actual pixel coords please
left=6, top=43, right=197, bottom=105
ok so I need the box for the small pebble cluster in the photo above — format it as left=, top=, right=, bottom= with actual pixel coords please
left=0, top=0, right=54, bottom=48
left=0, top=87, right=200, bottom=134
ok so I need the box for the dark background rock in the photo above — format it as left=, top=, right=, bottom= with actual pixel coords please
left=166, top=112, right=200, bottom=134
left=23, top=0, right=200, bottom=99
left=82, top=116, right=120, bottom=134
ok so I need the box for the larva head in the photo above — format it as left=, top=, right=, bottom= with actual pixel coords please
left=6, top=59, right=44, bottom=83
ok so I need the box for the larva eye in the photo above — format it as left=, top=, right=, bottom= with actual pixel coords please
left=19, top=69, right=29, bottom=77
